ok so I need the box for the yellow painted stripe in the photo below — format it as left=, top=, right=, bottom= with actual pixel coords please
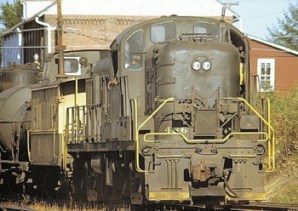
left=149, top=191, right=190, bottom=201
left=226, top=192, right=268, bottom=201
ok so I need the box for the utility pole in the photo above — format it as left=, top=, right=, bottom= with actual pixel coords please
left=221, top=0, right=238, bottom=9
left=56, top=0, right=65, bottom=78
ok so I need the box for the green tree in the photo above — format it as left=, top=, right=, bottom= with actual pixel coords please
left=0, top=0, right=22, bottom=30
left=267, top=3, right=298, bottom=51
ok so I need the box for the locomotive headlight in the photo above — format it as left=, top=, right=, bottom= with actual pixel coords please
left=202, top=61, right=211, bottom=70
left=192, top=61, right=201, bottom=71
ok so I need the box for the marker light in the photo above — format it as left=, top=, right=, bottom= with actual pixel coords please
left=202, top=61, right=211, bottom=70
left=192, top=61, right=201, bottom=71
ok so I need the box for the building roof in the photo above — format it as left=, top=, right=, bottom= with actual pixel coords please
left=23, top=0, right=237, bottom=19
left=1, top=0, right=238, bottom=38
left=248, top=35, right=298, bottom=56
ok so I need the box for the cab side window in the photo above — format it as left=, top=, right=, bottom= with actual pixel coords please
left=64, top=57, right=81, bottom=75
left=193, top=22, right=218, bottom=39
left=125, top=30, right=144, bottom=71
left=151, top=22, right=176, bottom=43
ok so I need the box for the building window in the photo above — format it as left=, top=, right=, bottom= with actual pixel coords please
left=257, top=58, right=275, bottom=92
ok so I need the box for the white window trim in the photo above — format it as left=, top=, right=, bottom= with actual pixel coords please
left=257, top=58, right=275, bottom=92
left=64, top=57, right=82, bottom=76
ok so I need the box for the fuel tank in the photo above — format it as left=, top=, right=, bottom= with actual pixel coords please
left=0, top=86, right=31, bottom=151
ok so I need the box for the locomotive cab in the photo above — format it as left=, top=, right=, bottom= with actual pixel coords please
left=42, top=50, right=109, bottom=81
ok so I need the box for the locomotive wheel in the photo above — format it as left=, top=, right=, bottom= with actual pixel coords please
left=0, top=173, right=14, bottom=196
left=41, top=172, right=55, bottom=198
left=0, top=171, right=26, bottom=200
left=30, top=167, right=60, bottom=200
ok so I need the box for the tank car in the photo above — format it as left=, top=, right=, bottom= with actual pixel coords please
left=0, top=63, right=41, bottom=196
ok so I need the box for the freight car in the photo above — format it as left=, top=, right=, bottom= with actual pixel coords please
left=0, top=15, right=274, bottom=207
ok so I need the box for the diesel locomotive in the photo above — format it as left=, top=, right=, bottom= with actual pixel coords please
left=0, top=16, right=274, bottom=207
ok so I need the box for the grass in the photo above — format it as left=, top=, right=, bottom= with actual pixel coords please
left=0, top=201, right=114, bottom=211
left=271, top=181, right=298, bottom=203
left=262, top=86, right=298, bottom=203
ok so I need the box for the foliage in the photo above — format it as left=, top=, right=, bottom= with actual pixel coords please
left=0, top=0, right=23, bottom=30
left=265, top=87, right=298, bottom=203
left=267, top=2, right=298, bottom=51
left=270, top=87, right=298, bottom=148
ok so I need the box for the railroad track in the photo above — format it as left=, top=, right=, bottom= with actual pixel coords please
left=238, top=202, right=298, bottom=211
left=1, top=198, right=298, bottom=211
left=175, top=202, right=298, bottom=211
left=0, top=206, right=33, bottom=211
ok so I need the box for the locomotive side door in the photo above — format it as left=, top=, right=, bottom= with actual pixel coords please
left=122, top=30, right=147, bottom=121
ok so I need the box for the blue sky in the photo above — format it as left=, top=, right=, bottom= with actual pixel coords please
left=0, top=0, right=295, bottom=40
left=232, top=0, right=295, bottom=40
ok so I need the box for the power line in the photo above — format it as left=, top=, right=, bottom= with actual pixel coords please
left=245, top=11, right=285, bottom=21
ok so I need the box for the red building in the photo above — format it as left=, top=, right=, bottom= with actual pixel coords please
left=249, top=36, right=298, bottom=93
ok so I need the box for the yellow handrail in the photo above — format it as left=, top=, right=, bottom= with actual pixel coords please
left=267, top=97, right=275, bottom=172
left=138, top=97, right=175, bottom=131
left=223, top=97, right=275, bottom=172
left=144, top=131, right=268, bottom=144
left=62, top=130, right=68, bottom=171
left=134, top=97, right=175, bottom=173
left=133, top=96, right=275, bottom=173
